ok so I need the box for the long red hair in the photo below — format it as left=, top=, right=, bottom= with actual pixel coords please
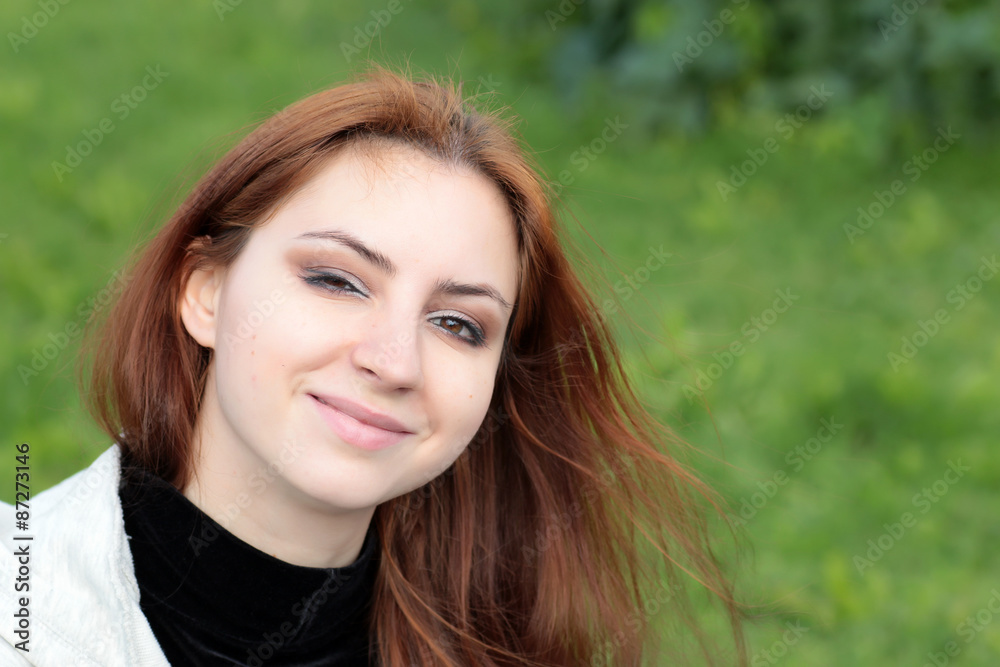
left=82, top=66, right=747, bottom=665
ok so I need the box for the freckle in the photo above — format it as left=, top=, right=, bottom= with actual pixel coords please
left=252, top=375, right=257, bottom=382
left=252, top=335, right=256, bottom=340
left=251, top=350, right=255, bottom=356
left=468, top=394, right=473, bottom=399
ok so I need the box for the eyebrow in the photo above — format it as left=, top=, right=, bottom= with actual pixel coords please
left=295, top=230, right=514, bottom=312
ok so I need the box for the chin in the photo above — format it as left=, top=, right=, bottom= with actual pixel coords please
left=282, top=459, right=393, bottom=511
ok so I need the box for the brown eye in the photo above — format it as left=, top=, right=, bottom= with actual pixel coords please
left=431, top=315, right=485, bottom=347
left=301, top=269, right=364, bottom=295
left=440, top=317, right=464, bottom=334
left=319, top=276, right=352, bottom=290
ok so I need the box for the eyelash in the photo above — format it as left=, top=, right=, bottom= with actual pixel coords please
left=300, top=269, right=487, bottom=347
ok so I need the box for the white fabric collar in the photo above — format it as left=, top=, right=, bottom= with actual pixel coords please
left=0, top=445, right=170, bottom=666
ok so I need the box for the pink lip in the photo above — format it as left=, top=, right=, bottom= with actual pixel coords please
left=309, top=393, right=412, bottom=451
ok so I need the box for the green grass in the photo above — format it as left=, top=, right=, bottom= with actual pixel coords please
left=1, top=2, right=998, bottom=664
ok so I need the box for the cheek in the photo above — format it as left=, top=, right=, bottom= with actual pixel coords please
left=426, top=361, right=499, bottom=461
left=213, top=278, right=301, bottom=397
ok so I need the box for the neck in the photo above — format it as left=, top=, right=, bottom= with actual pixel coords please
left=181, top=422, right=375, bottom=569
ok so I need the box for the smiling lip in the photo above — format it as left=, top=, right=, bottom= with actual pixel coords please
left=309, top=393, right=413, bottom=451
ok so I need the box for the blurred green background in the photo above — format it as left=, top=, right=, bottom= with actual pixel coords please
left=2, top=1, right=998, bottom=664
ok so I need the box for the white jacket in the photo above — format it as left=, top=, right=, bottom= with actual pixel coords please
left=0, top=445, right=171, bottom=666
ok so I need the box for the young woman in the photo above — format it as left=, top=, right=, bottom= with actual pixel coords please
left=0, top=68, right=747, bottom=665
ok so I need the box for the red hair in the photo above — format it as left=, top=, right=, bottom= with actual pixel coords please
left=82, top=66, right=747, bottom=665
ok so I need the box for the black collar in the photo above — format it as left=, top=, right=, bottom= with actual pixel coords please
left=119, top=458, right=378, bottom=666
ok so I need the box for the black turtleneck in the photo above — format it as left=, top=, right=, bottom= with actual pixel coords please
left=118, top=458, right=379, bottom=667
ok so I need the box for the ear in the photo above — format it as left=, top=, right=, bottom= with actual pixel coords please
left=179, top=263, right=226, bottom=349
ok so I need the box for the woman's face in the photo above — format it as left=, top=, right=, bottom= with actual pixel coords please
left=180, top=144, right=518, bottom=521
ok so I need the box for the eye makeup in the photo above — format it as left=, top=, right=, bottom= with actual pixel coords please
left=298, top=266, right=489, bottom=348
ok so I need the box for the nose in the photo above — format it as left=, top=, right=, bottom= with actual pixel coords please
left=350, top=310, right=423, bottom=391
